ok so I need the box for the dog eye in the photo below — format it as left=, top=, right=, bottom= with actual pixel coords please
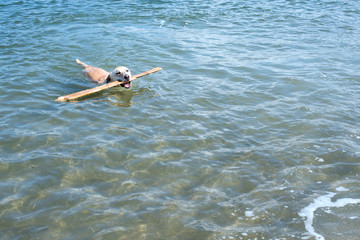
left=126, top=69, right=129, bottom=72
left=116, top=71, right=121, bottom=75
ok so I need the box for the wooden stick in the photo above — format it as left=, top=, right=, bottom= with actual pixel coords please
left=56, top=67, right=162, bottom=102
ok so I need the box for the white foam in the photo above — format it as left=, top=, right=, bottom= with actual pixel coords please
left=299, top=192, right=360, bottom=240
left=335, top=186, right=348, bottom=192
left=245, top=210, right=254, bottom=217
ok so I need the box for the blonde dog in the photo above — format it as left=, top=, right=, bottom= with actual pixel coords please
left=76, top=59, right=132, bottom=89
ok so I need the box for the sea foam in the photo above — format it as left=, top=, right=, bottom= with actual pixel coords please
left=299, top=191, right=360, bottom=240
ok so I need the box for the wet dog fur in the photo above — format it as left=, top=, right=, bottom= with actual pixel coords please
left=76, top=59, right=132, bottom=88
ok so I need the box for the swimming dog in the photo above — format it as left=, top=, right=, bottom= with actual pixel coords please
left=76, top=59, right=132, bottom=89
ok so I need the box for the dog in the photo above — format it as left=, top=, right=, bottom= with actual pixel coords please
left=76, top=59, right=132, bottom=89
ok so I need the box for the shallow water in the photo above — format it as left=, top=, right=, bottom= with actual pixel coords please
left=1, top=0, right=360, bottom=239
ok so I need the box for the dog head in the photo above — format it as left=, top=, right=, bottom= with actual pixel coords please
left=107, top=66, right=132, bottom=88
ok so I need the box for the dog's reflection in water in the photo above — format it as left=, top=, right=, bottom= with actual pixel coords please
left=98, top=87, right=157, bottom=107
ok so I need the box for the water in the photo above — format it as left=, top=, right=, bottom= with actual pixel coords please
left=0, top=0, right=359, bottom=239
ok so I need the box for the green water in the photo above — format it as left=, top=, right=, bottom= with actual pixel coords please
left=0, top=0, right=360, bottom=239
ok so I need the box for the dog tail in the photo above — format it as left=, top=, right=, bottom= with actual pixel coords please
left=75, top=59, right=89, bottom=68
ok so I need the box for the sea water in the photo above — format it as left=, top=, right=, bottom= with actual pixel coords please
left=0, top=0, right=360, bottom=239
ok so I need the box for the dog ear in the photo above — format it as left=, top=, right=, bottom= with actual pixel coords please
left=105, top=74, right=111, bottom=83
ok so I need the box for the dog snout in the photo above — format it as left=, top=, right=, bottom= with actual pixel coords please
left=124, top=74, right=130, bottom=80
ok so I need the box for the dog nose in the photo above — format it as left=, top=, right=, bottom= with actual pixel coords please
left=124, top=74, right=130, bottom=80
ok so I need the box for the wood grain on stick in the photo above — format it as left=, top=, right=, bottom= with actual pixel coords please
left=56, top=67, right=162, bottom=102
